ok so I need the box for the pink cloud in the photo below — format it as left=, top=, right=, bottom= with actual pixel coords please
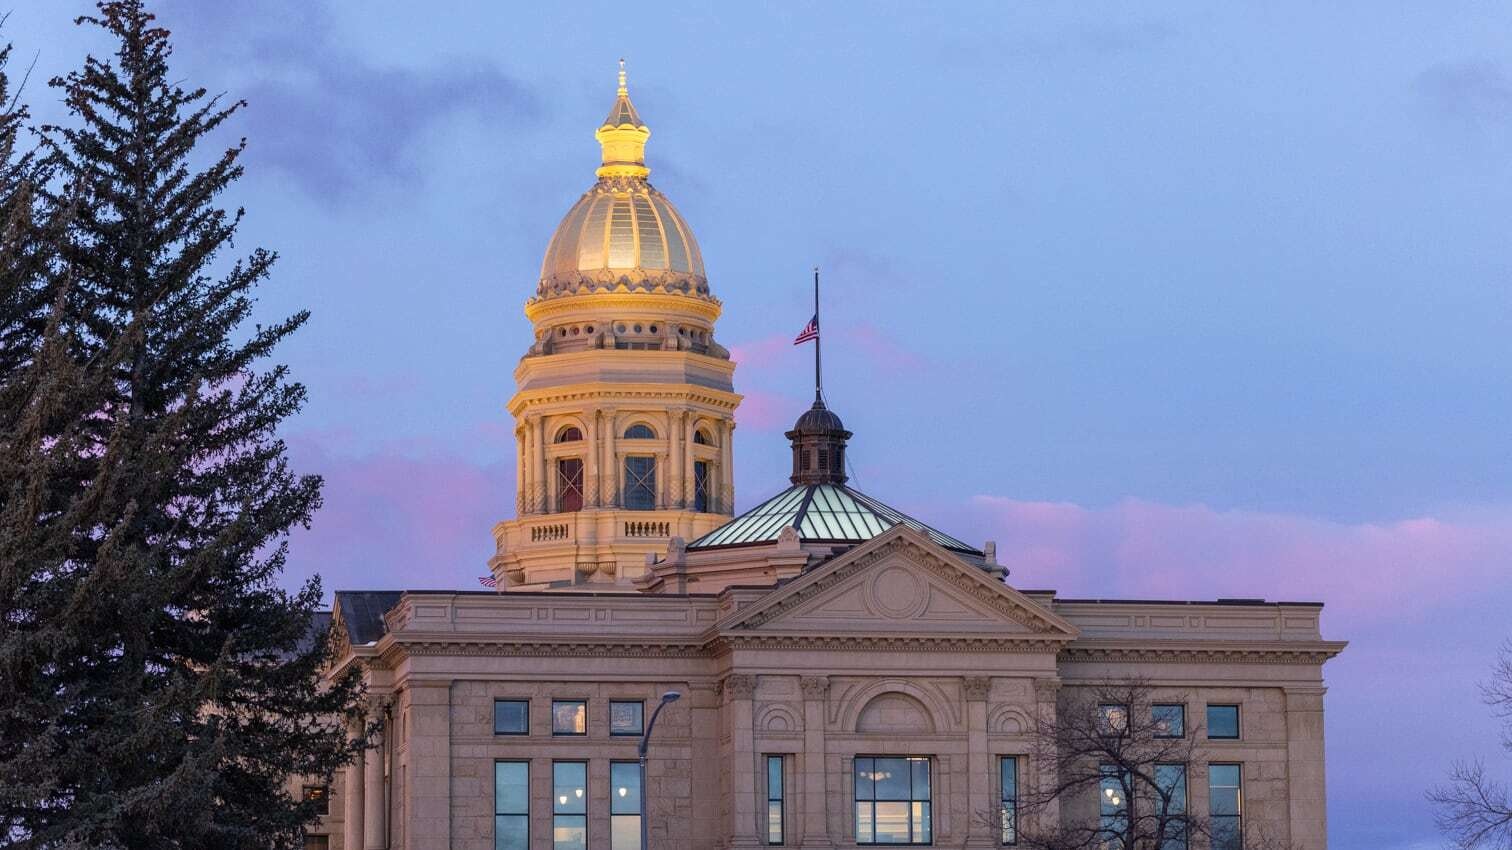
left=968, top=495, right=1512, bottom=629
left=728, top=333, right=795, bottom=369
left=735, top=389, right=802, bottom=432
left=282, top=433, right=514, bottom=598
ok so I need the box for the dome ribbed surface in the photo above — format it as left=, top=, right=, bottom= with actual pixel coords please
left=537, top=178, right=707, bottom=298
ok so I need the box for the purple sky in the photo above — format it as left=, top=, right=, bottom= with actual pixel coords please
left=16, top=2, right=1512, bottom=846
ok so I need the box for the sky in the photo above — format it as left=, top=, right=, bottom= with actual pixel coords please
left=12, top=2, right=1512, bottom=847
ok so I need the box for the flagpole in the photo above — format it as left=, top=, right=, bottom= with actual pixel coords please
left=813, top=267, right=822, bottom=404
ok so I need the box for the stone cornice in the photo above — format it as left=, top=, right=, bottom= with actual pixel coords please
left=711, top=634, right=1069, bottom=653
left=383, top=639, right=709, bottom=660
left=1060, top=639, right=1349, bottom=665
left=509, top=383, right=741, bottom=415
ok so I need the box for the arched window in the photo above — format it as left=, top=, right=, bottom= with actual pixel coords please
left=623, top=456, right=656, bottom=510
left=693, top=461, right=711, bottom=513
left=623, top=423, right=655, bottom=440
left=555, top=426, right=583, bottom=443
left=693, top=429, right=712, bottom=445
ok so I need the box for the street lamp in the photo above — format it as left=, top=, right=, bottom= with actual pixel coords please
left=639, top=690, right=682, bottom=850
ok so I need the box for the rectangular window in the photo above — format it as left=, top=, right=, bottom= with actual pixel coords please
left=552, top=700, right=587, bottom=736
left=999, top=757, right=1018, bottom=845
left=854, top=756, right=931, bottom=845
left=1099, top=764, right=1129, bottom=846
left=610, top=701, right=644, bottom=736
left=611, top=761, right=642, bottom=850
left=302, top=785, right=329, bottom=816
left=1155, top=763, right=1188, bottom=850
left=553, top=761, right=588, bottom=850
left=557, top=458, right=584, bottom=512
left=767, top=755, right=785, bottom=845
left=1097, top=703, right=1129, bottom=735
left=1153, top=704, right=1186, bottom=738
left=303, top=837, right=330, bottom=850
left=623, top=456, right=657, bottom=511
left=694, top=460, right=710, bottom=513
left=496, top=761, right=529, bottom=850
left=1209, top=764, right=1243, bottom=850
left=494, top=699, right=529, bottom=735
left=1206, top=704, right=1240, bottom=739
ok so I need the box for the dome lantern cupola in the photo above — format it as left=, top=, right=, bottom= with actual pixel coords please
left=596, top=59, right=650, bottom=180
left=787, top=400, right=850, bottom=485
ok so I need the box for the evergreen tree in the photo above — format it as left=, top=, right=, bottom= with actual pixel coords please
left=0, top=3, right=366, bottom=847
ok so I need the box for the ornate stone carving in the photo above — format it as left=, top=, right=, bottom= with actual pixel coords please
left=962, top=676, right=991, bottom=701
left=722, top=674, right=756, bottom=699
left=800, top=676, right=830, bottom=700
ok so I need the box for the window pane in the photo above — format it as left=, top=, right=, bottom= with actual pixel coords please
left=768, top=756, right=784, bottom=800
left=612, top=815, right=641, bottom=850
left=768, top=801, right=784, bottom=843
left=624, top=457, right=657, bottom=510
left=856, top=802, right=874, bottom=843
left=1001, top=758, right=1017, bottom=845
left=1098, top=703, right=1129, bottom=734
left=553, top=816, right=587, bottom=850
left=694, top=461, right=710, bottom=513
left=855, top=758, right=875, bottom=800
left=496, top=815, right=528, bottom=850
left=495, top=700, right=529, bottom=735
left=1207, top=705, right=1240, bottom=739
left=496, top=762, right=529, bottom=815
left=610, top=701, right=644, bottom=736
left=1156, top=764, right=1187, bottom=815
left=1211, top=788, right=1241, bottom=816
left=552, top=701, right=586, bottom=735
left=1153, top=704, right=1185, bottom=737
left=612, top=762, right=642, bottom=814
left=874, top=802, right=911, bottom=842
left=910, top=758, right=930, bottom=800
left=874, top=759, right=911, bottom=800
left=1212, top=818, right=1242, bottom=850
left=914, top=802, right=931, bottom=844
left=554, top=762, right=587, bottom=814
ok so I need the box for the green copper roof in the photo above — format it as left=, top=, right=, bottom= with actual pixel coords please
left=687, top=483, right=982, bottom=555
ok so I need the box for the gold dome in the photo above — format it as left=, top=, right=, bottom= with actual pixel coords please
left=535, top=62, right=711, bottom=302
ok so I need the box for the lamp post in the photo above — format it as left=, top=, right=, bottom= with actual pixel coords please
left=639, top=690, right=682, bottom=850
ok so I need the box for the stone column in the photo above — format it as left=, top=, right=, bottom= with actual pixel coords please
left=532, top=415, right=547, bottom=513
left=586, top=411, right=600, bottom=508
left=404, top=683, right=451, bottom=847
left=1285, top=686, right=1328, bottom=849
left=724, top=674, right=761, bottom=848
left=720, top=419, right=735, bottom=513
left=364, top=711, right=387, bottom=849
left=683, top=414, right=698, bottom=507
left=799, top=676, right=832, bottom=849
left=514, top=425, right=526, bottom=515
left=603, top=409, right=618, bottom=507
left=343, top=718, right=366, bottom=850
left=669, top=410, right=685, bottom=510
left=963, top=677, right=993, bottom=848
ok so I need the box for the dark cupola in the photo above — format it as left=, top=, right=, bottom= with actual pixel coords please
left=787, top=399, right=851, bottom=485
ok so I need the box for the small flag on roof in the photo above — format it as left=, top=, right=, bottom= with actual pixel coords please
left=478, top=575, right=498, bottom=588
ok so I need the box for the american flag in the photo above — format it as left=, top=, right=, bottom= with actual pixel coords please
left=478, top=575, right=498, bottom=588
left=793, top=314, right=819, bottom=345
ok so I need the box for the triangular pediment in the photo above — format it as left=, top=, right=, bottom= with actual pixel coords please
left=719, top=526, right=1078, bottom=641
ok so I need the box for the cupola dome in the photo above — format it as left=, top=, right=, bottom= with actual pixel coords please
left=535, top=61, right=710, bottom=303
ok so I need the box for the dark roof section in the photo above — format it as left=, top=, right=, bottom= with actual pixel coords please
left=1053, top=597, right=1325, bottom=607
left=336, top=590, right=404, bottom=645
left=688, top=482, right=982, bottom=556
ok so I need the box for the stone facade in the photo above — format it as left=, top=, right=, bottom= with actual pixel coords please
left=316, top=528, right=1344, bottom=850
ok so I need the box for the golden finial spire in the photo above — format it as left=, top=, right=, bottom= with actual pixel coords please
left=596, top=58, right=650, bottom=179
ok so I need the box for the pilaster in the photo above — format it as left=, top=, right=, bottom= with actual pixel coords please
left=1285, top=685, right=1328, bottom=850
left=724, top=674, right=761, bottom=848
left=363, top=705, right=387, bottom=849
left=963, top=677, right=993, bottom=848
left=798, top=676, right=832, bottom=850
left=344, top=719, right=366, bottom=850
left=403, top=683, right=451, bottom=848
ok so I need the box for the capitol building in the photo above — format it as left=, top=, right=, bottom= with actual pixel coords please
left=308, top=68, right=1345, bottom=850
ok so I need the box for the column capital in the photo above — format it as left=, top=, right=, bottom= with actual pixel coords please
left=800, top=676, right=830, bottom=701
left=718, top=673, right=757, bottom=700
left=962, top=676, right=991, bottom=701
